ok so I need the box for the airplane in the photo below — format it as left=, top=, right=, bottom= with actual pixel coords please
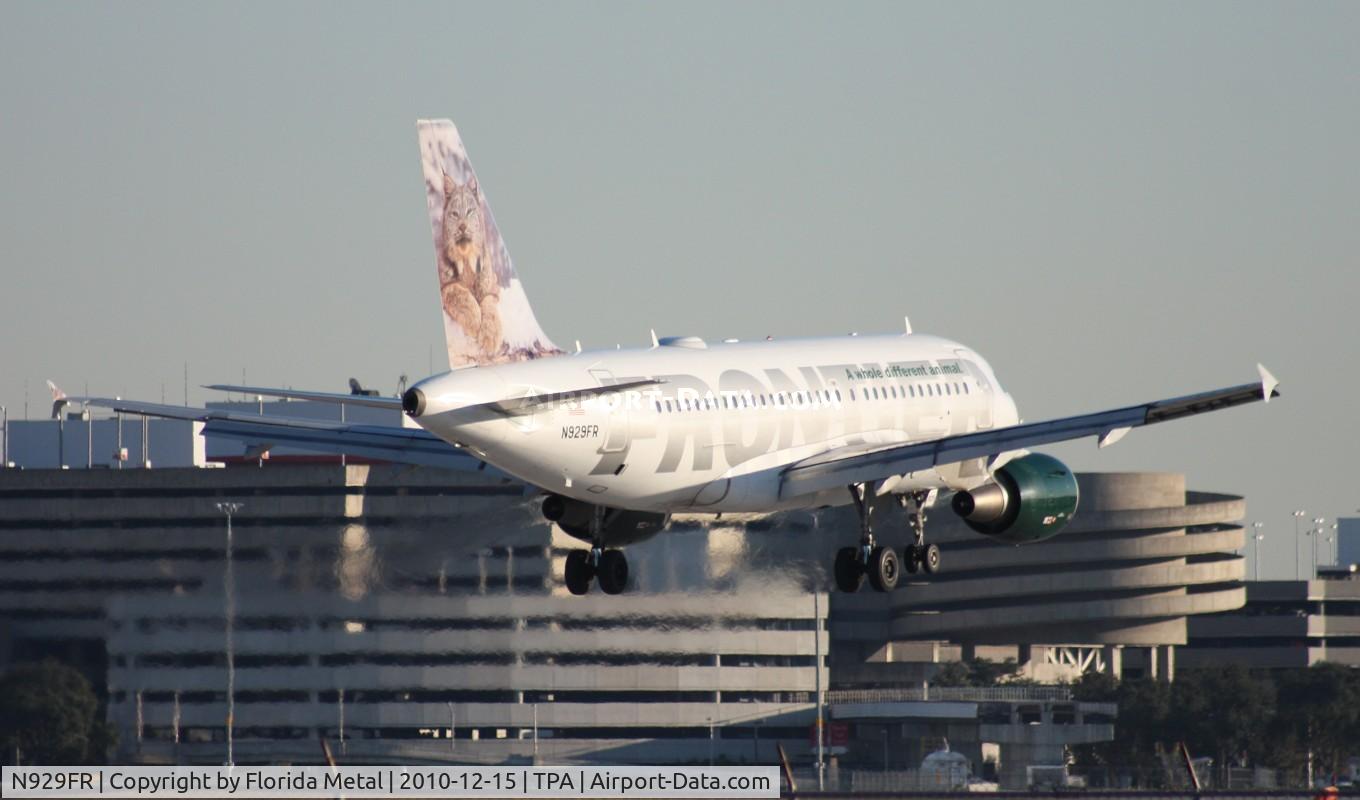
left=82, top=118, right=1281, bottom=596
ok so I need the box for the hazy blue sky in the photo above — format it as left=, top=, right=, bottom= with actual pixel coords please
left=2, top=2, right=1355, bottom=577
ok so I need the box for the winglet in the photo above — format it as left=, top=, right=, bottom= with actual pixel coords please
left=1257, top=363, right=1280, bottom=403
left=649, top=329, right=659, bottom=348
left=903, top=316, right=913, bottom=335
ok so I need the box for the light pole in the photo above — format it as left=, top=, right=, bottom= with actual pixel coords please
left=814, top=590, right=825, bottom=791
left=1293, top=511, right=1307, bottom=580
left=1, top=404, right=7, bottom=466
left=1312, top=518, right=1325, bottom=580
left=216, top=501, right=243, bottom=766
left=1252, top=522, right=1265, bottom=581
left=707, top=716, right=714, bottom=766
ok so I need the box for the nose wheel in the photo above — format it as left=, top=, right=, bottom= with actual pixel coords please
left=834, top=484, right=940, bottom=592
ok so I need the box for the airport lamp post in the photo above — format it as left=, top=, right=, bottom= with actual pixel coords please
left=1, top=405, right=7, bottom=466
left=1293, top=511, right=1307, bottom=579
left=1252, top=522, right=1265, bottom=581
left=814, top=590, right=825, bottom=791
left=216, top=501, right=243, bottom=766
left=1306, top=528, right=1317, bottom=581
left=1313, top=518, right=1325, bottom=579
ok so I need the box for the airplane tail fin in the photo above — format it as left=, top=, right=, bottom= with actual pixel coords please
left=417, top=119, right=562, bottom=369
left=46, top=379, right=69, bottom=419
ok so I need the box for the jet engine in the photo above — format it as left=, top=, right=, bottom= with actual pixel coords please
left=541, top=495, right=669, bottom=547
left=950, top=453, right=1079, bottom=543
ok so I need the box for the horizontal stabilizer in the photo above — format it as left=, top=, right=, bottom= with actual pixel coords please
left=76, top=397, right=504, bottom=475
left=204, top=384, right=403, bottom=410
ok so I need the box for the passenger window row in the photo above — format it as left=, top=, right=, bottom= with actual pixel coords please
left=649, top=381, right=973, bottom=413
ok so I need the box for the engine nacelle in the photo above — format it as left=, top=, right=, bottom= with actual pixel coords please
left=951, top=453, right=1079, bottom=544
left=541, top=495, right=669, bottom=547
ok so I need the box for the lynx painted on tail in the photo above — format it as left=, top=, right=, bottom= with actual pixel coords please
left=417, top=119, right=562, bottom=368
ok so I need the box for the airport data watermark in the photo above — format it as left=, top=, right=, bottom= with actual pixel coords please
left=1, top=766, right=779, bottom=799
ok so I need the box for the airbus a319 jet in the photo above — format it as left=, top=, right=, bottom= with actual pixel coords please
left=85, top=119, right=1281, bottom=596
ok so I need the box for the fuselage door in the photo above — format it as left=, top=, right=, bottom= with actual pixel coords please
left=588, top=368, right=631, bottom=454
left=956, top=349, right=994, bottom=430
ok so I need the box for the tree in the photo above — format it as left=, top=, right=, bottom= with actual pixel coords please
left=0, top=660, right=110, bottom=764
left=931, top=657, right=1022, bottom=687
left=1272, top=663, right=1360, bottom=782
left=1071, top=671, right=1119, bottom=702
left=1168, top=665, right=1275, bottom=769
left=1116, top=678, right=1174, bottom=769
left=932, top=660, right=973, bottom=687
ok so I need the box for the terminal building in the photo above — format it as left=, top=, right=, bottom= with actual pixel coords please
left=1180, top=516, right=1360, bottom=671
left=1182, top=569, right=1360, bottom=670
left=0, top=407, right=1253, bottom=782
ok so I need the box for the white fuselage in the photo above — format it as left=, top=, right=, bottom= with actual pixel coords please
left=410, top=333, right=1019, bottom=513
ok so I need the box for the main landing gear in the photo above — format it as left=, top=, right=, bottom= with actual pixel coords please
left=563, top=504, right=629, bottom=595
left=833, top=482, right=941, bottom=593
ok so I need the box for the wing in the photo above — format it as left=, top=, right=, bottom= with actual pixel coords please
left=780, top=364, right=1280, bottom=499
left=77, top=397, right=501, bottom=473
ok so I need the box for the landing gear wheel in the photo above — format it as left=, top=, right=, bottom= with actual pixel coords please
left=867, top=546, right=900, bottom=593
left=922, top=543, right=942, bottom=574
left=903, top=545, right=921, bottom=574
left=597, top=550, right=629, bottom=595
left=834, top=547, right=865, bottom=593
left=564, top=550, right=594, bottom=595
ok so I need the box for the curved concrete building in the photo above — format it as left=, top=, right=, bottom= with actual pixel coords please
left=831, top=473, right=1246, bottom=681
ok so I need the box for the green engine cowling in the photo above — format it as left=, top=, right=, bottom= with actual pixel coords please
left=951, top=453, right=1079, bottom=543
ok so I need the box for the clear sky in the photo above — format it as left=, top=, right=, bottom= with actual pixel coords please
left=1, top=2, right=1355, bottom=578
